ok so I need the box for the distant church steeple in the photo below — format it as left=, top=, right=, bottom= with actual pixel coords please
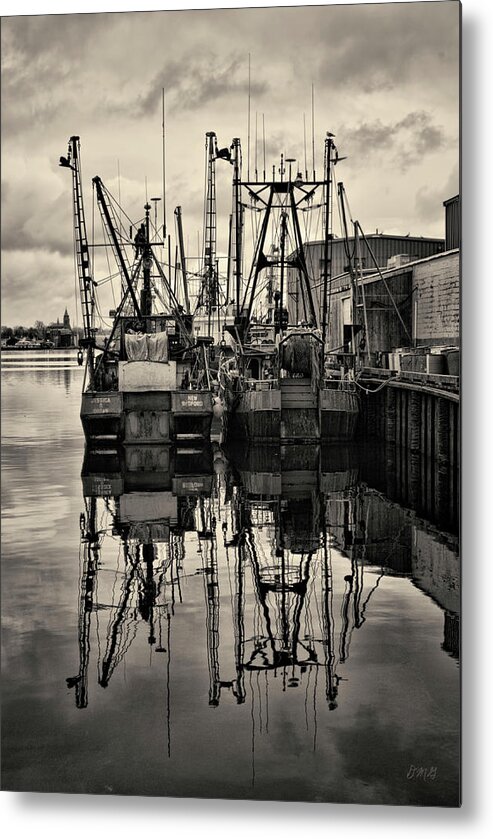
left=63, top=308, right=71, bottom=329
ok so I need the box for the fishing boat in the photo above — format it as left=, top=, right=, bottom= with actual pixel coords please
left=218, top=134, right=360, bottom=443
left=60, top=136, right=214, bottom=446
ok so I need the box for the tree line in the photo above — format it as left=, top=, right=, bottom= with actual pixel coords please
left=1, top=323, right=84, bottom=341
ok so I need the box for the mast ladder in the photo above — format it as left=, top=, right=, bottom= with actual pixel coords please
left=67, top=137, right=95, bottom=345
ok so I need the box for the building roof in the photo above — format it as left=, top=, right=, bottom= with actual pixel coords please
left=300, top=233, right=445, bottom=248
left=327, top=247, right=459, bottom=292
left=47, top=322, right=73, bottom=331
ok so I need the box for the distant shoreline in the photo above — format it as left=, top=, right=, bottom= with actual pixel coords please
left=1, top=345, right=78, bottom=352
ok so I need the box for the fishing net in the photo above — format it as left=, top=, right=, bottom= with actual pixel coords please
left=281, top=332, right=321, bottom=391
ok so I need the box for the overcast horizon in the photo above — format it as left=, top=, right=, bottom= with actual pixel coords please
left=1, top=1, right=460, bottom=327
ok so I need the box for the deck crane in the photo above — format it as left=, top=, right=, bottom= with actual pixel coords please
left=59, top=136, right=96, bottom=379
left=91, top=179, right=195, bottom=382
left=92, top=176, right=188, bottom=326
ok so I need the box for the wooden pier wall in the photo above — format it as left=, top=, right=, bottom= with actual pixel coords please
left=357, top=372, right=459, bottom=529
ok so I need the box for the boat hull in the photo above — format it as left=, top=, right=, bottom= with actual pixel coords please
left=81, top=389, right=213, bottom=445
left=225, top=378, right=359, bottom=443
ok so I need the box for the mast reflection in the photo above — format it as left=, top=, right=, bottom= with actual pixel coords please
left=68, top=440, right=459, bottom=744
left=67, top=444, right=213, bottom=712
left=222, top=444, right=363, bottom=712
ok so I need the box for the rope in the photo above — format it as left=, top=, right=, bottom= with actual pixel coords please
left=356, top=222, right=412, bottom=343
left=353, top=374, right=396, bottom=394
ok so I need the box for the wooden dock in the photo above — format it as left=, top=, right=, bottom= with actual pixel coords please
left=357, top=368, right=459, bottom=525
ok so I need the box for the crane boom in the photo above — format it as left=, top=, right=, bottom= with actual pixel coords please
left=92, top=176, right=142, bottom=318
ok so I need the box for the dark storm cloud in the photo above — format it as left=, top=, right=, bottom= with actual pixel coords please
left=1, top=12, right=101, bottom=59
left=339, top=111, right=448, bottom=170
left=314, top=1, right=459, bottom=93
left=1, top=15, right=102, bottom=135
left=132, top=51, right=269, bottom=117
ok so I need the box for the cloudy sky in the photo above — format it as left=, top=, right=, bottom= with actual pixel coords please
left=1, top=0, right=460, bottom=327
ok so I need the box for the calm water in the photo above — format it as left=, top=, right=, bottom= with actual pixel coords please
left=1, top=357, right=460, bottom=806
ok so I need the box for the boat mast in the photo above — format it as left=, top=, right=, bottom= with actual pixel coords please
left=203, top=132, right=219, bottom=320
left=226, top=213, right=233, bottom=306
left=174, top=206, right=190, bottom=314
left=141, top=202, right=153, bottom=317
left=59, top=136, right=96, bottom=379
left=231, top=138, right=243, bottom=319
left=321, top=135, right=335, bottom=349
left=239, top=154, right=319, bottom=334
left=279, top=211, right=288, bottom=338
left=355, top=222, right=371, bottom=362
left=162, top=88, right=167, bottom=240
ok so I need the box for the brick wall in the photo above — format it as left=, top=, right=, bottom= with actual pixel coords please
left=413, top=251, right=459, bottom=346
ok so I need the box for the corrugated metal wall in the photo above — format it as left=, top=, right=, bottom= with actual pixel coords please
left=304, top=235, right=445, bottom=279
left=287, top=234, right=445, bottom=318
left=444, top=196, right=460, bottom=250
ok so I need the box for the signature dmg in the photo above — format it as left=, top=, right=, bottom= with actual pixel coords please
left=407, top=765, right=438, bottom=781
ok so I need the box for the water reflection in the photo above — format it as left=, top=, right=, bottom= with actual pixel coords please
left=70, top=446, right=212, bottom=709
left=2, top=364, right=459, bottom=803
left=70, top=442, right=460, bottom=729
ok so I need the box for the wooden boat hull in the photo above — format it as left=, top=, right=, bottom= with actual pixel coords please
left=226, top=388, right=281, bottom=441
left=319, top=387, right=360, bottom=441
left=225, top=378, right=359, bottom=443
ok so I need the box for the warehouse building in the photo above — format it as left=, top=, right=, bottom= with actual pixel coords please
left=286, top=198, right=459, bottom=360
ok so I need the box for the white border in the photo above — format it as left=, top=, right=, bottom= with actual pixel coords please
left=1, top=0, right=492, bottom=836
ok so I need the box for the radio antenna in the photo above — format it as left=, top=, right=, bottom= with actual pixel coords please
left=247, top=53, right=251, bottom=179
left=311, top=83, right=316, bottom=179
left=162, top=88, right=167, bottom=239
left=262, top=113, right=266, bottom=180
left=303, top=113, right=308, bottom=179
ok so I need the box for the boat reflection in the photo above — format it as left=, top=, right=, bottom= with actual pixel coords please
left=68, top=441, right=459, bottom=731
left=222, top=444, right=362, bottom=711
left=68, top=444, right=213, bottom=711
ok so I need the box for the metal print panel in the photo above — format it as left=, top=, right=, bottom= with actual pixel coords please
left=1, top=1, right=460, bottom=806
